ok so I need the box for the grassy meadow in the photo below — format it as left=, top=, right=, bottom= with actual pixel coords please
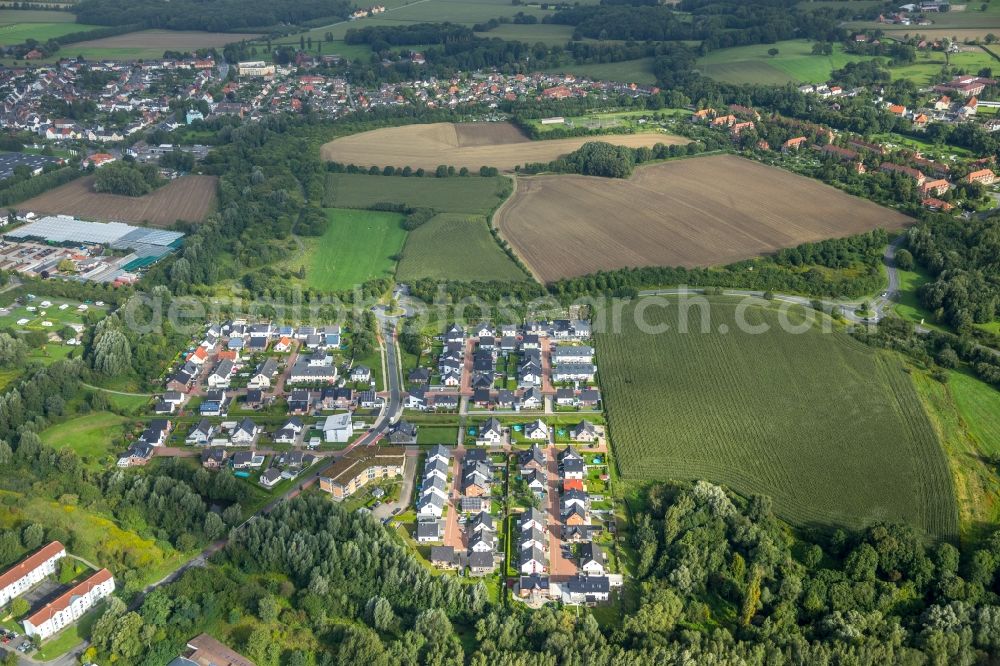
left=288, top=208, right=408, bottom=291
left=395, top=213, right=528, bottom=282
left=596, top=296, right=958, bottom=537
left=543, top=57, right=658, bottom=84
left=696, top=39, right=872, bottom=85
left=40, top=411, right=129, bottom=469
left=324, top=173, right=510, bottom=215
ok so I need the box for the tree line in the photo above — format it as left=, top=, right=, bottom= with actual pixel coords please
left=72, top=0, right=353, bottom=32
left=84, top=480, right=1000, bottom=665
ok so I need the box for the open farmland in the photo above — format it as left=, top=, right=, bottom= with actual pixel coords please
left=696, top=39, right=872, bottom=85
left=324, top=172, right=510, bottom=215
left=597, top=297, right=958, bottom=537
left=72, top=29, right=251, bottom=51
left=497, top=155, right=913, bottom=283
left=0, top=14, right=100, bottom=45
left=395, top=213, right=528, bottom=282
left=18, top=175, right=217, bottom=225
left=280, top=208, right=407, bottom=291
left=320, top=122, right=685, bottom=172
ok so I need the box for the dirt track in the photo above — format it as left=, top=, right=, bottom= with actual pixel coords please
left=320, top=122, right=686, bottom=171
left=19, top=175, right=218, bottom=226
left=496, top=155, right=913, bottom=283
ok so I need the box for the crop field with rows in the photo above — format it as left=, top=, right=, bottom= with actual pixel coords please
left=596, top=296, right=958, bottom=537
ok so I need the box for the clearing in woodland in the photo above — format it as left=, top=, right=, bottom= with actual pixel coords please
left=18, top=175, right=217, bottom=226
left=320, top=122, right=685, bottom=172
left=597, top=296, right=958, bottom=537
left=497, top=154, right=913, bottom=283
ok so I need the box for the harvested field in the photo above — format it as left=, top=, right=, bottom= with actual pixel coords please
left=320, top=122, right=685, bottom=172
left=71, top=29, right=254, bottom=51
left=497, top=155, right=913, bottom=283
left=19, top=175, right=217, bottom=226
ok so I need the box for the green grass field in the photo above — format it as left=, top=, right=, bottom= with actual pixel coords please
left=950, top=371, right=1000, bottom=458
left=40, top=412, right=128, bottom=469
left=697, top=39, right=871, bottom=85
left=596, top=296, right=958, bottom=537
left=0, top=9, right=99, bottom=45
left=543, top=57, right=658, bottom=84
left=287, top=208, right=408, bottom=291
left=0, top=297, right=102, bottom=333
left=0, top=21, right=100, bottom=44
left=477, top=22, right=576, bottom=45
left=324, top=173, right=510, bottom=215
left=395, top=213, right=528, bottom=282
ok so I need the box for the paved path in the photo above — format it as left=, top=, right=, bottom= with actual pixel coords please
left=80, top=383, right=154, bottom=398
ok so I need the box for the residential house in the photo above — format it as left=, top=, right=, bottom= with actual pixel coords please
left=200, top=447, right=228, bottom=469
left=570, top=420, right=598, bottom=443
left=117, top=442, right=154, bottom=468
left=552, top=363, right=596, bottom=383
left=580, top=542, right=607, bottom=576
left=207, top=359, right=235, bottom=389
left=230, top=418, right=260, bottom=445
left=521, top=387, right=543, bottom=410
left=781, top=136, right=807, bottom=152
left=462, top=461, right=492, bottom=497
left=518, top=444, right=546, bottom=474
left=561, top=575, right=610, bottom=605
left=231, top=450, right=265, bottom=470
left=186, top=419, right=215, bottom=445
left=468, top=551, right=495, bottom=575
left=524, top=419, right=549, bottom=441
left=248, top=358, right=278, bottom=389
left=416, top=519, right=444, bottom=543
left=430, top=546, right=458, bottom=569
left=322, top=413, right=354, bottom=443
left=555, top=388, right=577, bottom=407
left=966, top=168, right=996, bottom=185
left=287, top=389, right=314, bottom=415
left=476, top=418, right=503, bottom=446
left=386, top=420, right=418, bottom=445
left=199, top=389, right=231, bottom=417
left=349, top=365, right=372, bottom=383
left=259, top=468, right=283, bottom=489
left=920, top=178, right=950, bottom=196
left=289, top=361, right=338, bottom=384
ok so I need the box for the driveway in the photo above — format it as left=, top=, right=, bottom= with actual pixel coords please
left=372, top=451, right=417, bottom=520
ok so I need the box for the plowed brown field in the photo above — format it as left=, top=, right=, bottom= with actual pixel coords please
left=18, top=175, right=217, bottom=226
left=320, top=122, right=686, bottom=171
left=496, top=155, right=913, bottom=283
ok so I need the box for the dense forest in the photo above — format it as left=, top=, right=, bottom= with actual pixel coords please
left=547, top=0, right=845, bottom=48
left=907, top=214, right=1000, bottom=331
left=82, top=483, right=1000, bottom=664
left=92, top=161, right=163, bottom=197
left=72, top=0, right=353, bottom=31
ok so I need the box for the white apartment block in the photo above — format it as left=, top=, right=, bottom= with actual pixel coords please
left=0, top=541, right=66, bottom=607
left=24, top=568, right=115, bottom=640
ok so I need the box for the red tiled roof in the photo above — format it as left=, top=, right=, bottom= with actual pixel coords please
left=0, top=542, right=64, bottom=591
left=25, top=568, right=112, bottom=627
